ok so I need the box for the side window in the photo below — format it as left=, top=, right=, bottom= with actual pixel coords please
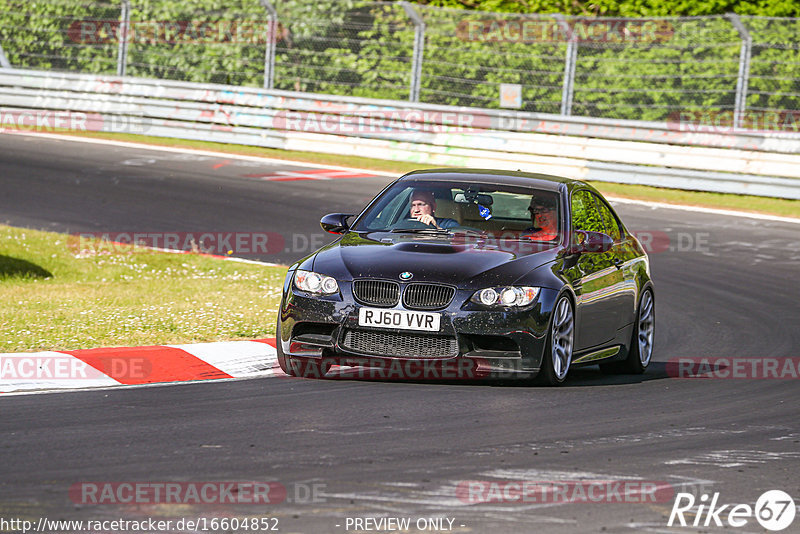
left=593, top=195, right=622, bottom=241
left=571, top=190, right=604, bottom=233
left=570, top=190, right=613, bottom=272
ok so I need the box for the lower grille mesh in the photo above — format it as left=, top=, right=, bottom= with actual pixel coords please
left=342, top=329, right=458, bottom=358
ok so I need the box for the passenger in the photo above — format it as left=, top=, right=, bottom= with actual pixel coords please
left=524, top=195, right=559, bottom=240
left=409, top=190, right=459, bottom=229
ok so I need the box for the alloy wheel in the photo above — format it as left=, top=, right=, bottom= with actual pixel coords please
left=637, top=290, right=655, bottom=367
left=551, top=296, right=574, bottom=381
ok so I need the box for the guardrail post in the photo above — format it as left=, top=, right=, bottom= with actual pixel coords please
left=0, top=43, right=11, bottom=68
left=556, top=15, right=577, bottom=116
left=259, top=0, right=278, bottom=90
left=116, top=0, right=130, bottom=76
left=401, top=1, right=425, bottom=103
left=727, top=13, right=752, bottom=130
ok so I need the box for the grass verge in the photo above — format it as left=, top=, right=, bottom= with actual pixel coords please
left=592, top=182, right=800, bottom=218
left=62, top=131, right=800, bottom=219
left=0, top=225, right=286, bottom=352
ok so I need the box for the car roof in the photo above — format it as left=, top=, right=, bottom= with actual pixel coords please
left=398, top=168, right=583, bottom=192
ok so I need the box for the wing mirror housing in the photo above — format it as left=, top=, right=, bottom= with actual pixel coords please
left=571, top=230, right=613, bottom=254
left=320, top=213, right=354, bottom=234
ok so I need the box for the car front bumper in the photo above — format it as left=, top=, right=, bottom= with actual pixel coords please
left=278, top=281, right=559, bottom=380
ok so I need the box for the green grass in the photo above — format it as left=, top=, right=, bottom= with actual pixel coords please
left=0, top=225, right=287, bottom=352
left=64, top=131, right=800, bottom=219
left=592, top=182, right=800, bottom=219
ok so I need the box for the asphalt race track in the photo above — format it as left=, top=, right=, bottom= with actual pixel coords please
left=1, top=133, right=799, bottom=533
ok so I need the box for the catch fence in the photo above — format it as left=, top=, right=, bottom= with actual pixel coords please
left=1, top=1, right=799, bottom=129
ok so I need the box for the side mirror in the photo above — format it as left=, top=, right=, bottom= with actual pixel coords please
left=320, top=213, right=354, bottom=234
left=571, top=230, right=613, bottom=254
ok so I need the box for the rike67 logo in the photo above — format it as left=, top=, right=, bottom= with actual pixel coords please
left=668, top=490, right=795, bottom=531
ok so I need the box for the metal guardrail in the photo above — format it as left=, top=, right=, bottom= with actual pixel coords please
left=0, top=69, right=799, bottom=199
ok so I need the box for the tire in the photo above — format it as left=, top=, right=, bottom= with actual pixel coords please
left=600, top=289, right=655, bottom=375
left=276, top=321, right=329, bottom=379
left=537, top=295, right=574, bottom=386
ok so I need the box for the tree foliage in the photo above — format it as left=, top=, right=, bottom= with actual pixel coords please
left=0, top=0, right=797, bottom=124
left=413, top=0, right=800, bottom=17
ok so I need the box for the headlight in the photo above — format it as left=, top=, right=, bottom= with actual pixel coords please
left=471, top=286, right=539, bottom=308
left=294, top=270, right=339, bottom=295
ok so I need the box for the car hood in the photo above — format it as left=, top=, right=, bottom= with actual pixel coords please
left=310, top=231, right=561, bottom=287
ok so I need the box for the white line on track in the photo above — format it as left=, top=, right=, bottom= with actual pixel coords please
left=606, top=196, right=800, bottom=225
left=3, top=131, right=396, bottom=176
left=0, top=373, right=280, bottom=397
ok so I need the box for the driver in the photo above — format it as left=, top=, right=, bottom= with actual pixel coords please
left=409, top=190, right=459, bottom=229
left=523, top=194, right=559, bottom=240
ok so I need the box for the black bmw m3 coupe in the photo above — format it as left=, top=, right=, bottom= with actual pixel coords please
left=277, top=169, right=654, bottom=385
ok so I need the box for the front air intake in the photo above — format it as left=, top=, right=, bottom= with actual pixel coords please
left=353, top=279, right=400, bottom=307
left=402, top=283, right=456, bottom=310
left=342, top=329, right=458, bottom=358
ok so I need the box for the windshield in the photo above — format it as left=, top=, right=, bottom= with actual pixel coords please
left=352, top=179, right=561, bottom=241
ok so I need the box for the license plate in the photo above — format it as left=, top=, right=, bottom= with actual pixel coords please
left=358, top=307, right=441, bottom=332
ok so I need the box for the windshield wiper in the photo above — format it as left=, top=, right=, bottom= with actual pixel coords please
left=390, top=227, right=453, bottom=234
